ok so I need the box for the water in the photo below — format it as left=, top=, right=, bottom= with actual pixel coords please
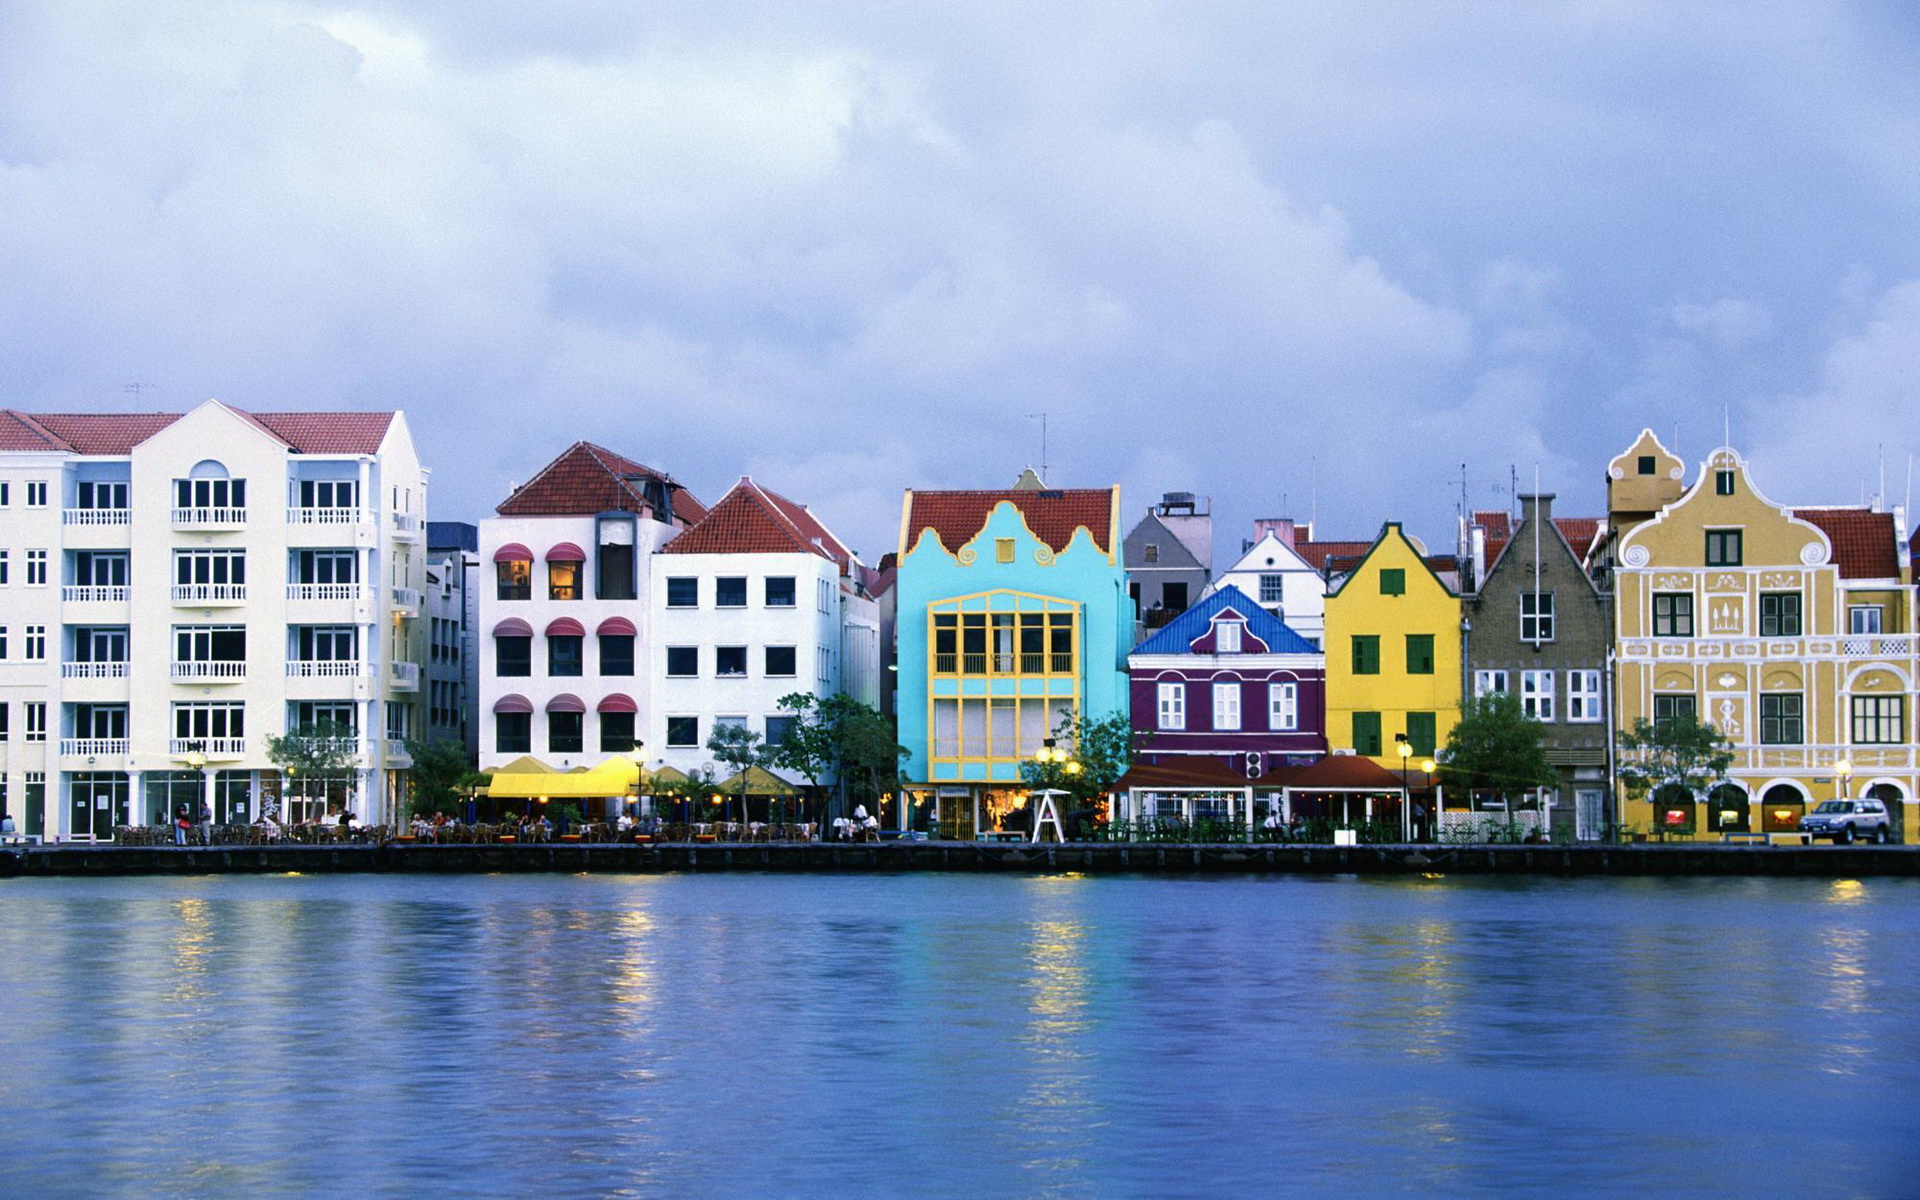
left=0, top=873, right=1914, bottom=1198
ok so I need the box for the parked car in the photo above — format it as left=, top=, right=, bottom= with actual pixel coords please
left=1799, top=798, right=1893, bottom=844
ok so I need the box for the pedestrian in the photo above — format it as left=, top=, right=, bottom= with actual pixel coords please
left=173, top=805, right=191, bottom=846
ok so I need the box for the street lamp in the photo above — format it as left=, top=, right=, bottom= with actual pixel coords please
left=1395, top=735, right=1413, bottom=842
left=626, top=740, right=647, bottom=824
left=1835, top=757, right=1853, bottom=802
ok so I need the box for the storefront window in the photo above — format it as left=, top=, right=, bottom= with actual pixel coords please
left=1708, top=784, right=1748, bottom=834
left=1760, top=784, right=1805, bottom=833
left=1653, top=785, right=1695, bottom=834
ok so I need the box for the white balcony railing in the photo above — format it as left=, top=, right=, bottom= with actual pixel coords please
left=170, top=661, right=246, bottom=681
left=171, top=583, right=247, bottom=604
left=60, top=738, right=130, bottom=757
left=286, top=660, right=367, bottom=678
left=1841, top=635, right=1914, bottom=657
left=62, top=508, right=131, bottom=526
left=391, top=586, right=421, bottom=610
left=62, top=585, right=129, bottom=603
left=391, top=512, right=422, bottom=537
left=286, top=507, right=371, bottom=526
left=169, top=738, right=245, bottom=759
left=388, top=660, right=420, bottom=690
left=171, top=507, right=247, bottom=528
left=286, top=583, right=364, bottom=602
left=62, top=662, right=129, bottom=679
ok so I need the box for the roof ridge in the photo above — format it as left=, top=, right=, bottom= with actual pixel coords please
left=2, top=410, right=74, bottom=451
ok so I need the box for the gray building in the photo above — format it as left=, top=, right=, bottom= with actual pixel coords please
left=1124, top=492, right=1212, bottom=640
left=426, top=521, right=480, bottom=760
left=1462, top=494, right=1613, bottom=840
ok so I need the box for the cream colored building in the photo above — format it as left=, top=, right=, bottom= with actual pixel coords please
left=0, top=400, right=429, bottom=838
left=1608, top=432, right=1916, bottom=840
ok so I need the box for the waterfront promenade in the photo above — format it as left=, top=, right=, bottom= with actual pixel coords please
left=7, top=840, right=1918, bottom=877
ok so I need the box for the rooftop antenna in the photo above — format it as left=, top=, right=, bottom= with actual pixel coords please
left=125, top=382, right=156, bottom=405
left=1459, top=463, right=1468, bottom=523
left=1905, top=453, right=1913, bottom=520
left=1024, top=412, right=1049, bottom=482
left=1309, top=456, right=1318, bottom=532
left=1877, top=443, right=1886, bottom=510
left=1722, top=402, right=1731, bottom=450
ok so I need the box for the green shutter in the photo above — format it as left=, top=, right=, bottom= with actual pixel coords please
left=1353, top=712, right=1382, bottom=756
left=1406, top=634, right=1434, bottom=675
left=1380, top=568, right=1406, bottom=596
left=1407, top=712, right=1436, bottom=756
left=1352, top=635, right=1380, bottom=675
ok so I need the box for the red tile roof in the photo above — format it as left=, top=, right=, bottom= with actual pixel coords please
left=1255, top=754, right=1408, bottom=790
left=1794, top=508, right=1900, bottom=580
left=0, top=408, right=396, bottom=455
left=661, top=477, right=849, bottom=564
left=904, top=488, right=1116, bottom=555
left=496, top=442, right=707, bottom=522
left=1553, top=517, right=1603, bottom=562
left=1295, top=540, right=1373, bottom=571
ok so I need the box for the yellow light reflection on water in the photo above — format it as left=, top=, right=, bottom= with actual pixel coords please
left=1017, top=878, right=1095, bottom=1175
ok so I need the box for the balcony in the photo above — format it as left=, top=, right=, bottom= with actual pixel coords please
left=62, top=662, right=129, bottom=679
left=388, top=660, right=421, bottom=691
left=61, top=585, right=129, bottom=604
left=286, top=660, right=368, bottom=678
left=391, top=585, right=421, bottom=614
left=171, top=583, right=247, bottom=605
left=286, top=583, right=365, bottom=602
left=931, top=652, right=1075, bottom=677
left=286, top=506, right=372, bottom=527
left=62, top=508, right=130, bottom=526
left=169, top=738, right=245, bottom=760
left=171, top=507, right=247, bottom=530
left=1841, top=635, right=1914, bottom=657
left=170, top=661, right=246, bottom=682
left=60, top=738, right=130, bottom=758
left=390, top=512, right=422, bottom=541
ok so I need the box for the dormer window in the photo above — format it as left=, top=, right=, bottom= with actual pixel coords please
left=1715, top=470, right=1735, bottom=496
left=1216, top=621, right=1242, bottom=653
left=1637, top=455, right=1656, bottom=475
left=1143, top=544, right=1159, bottom=563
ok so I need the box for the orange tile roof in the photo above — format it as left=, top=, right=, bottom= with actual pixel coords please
left=661, top=477, right=847, bottom=564
left=0, top=409, right=396, bottom=455
left=1794, top=508, right=1900, bottom=579
left=905, top=488, right=1115, bottom=555
left=1296, top=540, right=1373, bottom=571
left=496, top=441, right=707, bottom=522
left=1553, top=517, right=1603, bottom=562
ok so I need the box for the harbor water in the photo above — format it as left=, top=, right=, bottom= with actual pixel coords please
left=0, top=873, right=1914, bottom=1197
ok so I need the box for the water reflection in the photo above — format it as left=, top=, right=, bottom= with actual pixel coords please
left=0, top=874, right=1915, bottom=1197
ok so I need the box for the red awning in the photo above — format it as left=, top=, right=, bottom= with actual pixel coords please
left=493, top=542, right=533, bottom=562
left=596, top=616, right=637, bottom=637
left=545, top=542, right=587, bottom=562
left=545, top=617, right=585, bottom=638
left=597, top=693, right=638, bottom=714
left=546, top=693, right=586, bottom=713
left=493, top=693, right=533, bottom=714
left=492, top=618, right=533, bottom=638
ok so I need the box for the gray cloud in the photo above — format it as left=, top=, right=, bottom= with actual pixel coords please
left=1, top=2, right=1917, bottom=560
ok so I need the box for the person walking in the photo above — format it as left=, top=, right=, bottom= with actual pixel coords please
left=173, top=805, right=191, bottom=846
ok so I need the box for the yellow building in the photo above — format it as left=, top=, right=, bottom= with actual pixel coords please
left=1609, top=434, right=1918, bottom=841
left=1323, top=523, right=1462, bottom=775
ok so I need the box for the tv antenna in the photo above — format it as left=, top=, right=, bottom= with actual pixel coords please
left=125, top=382, right=158, bottom=404
left=1025, top=412, right=1049, bottom=481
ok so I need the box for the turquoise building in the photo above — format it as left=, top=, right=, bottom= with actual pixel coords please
left=894, top=473, right=1130, bottom=837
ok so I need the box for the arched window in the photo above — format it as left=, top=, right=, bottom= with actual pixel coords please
left=1708, top=783, right=1748, bottom=834
left=1652, top=783, right=1695, bottom=835
left=174, top=460, right=245, bottom=512
left=1760, top=783, right=1805, bottom=833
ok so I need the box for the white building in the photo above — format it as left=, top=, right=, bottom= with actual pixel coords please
left=650, top=478, right=881, bottom=780
left=1210, top=519, right=1334, bottom=648
left=478, top=443, right=706, bottom=772
left=425, top=521, right=479, bottom=758
left=0, top=400, right=428, bottom=839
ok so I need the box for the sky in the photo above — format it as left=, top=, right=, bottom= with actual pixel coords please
left=2, top=2, right=1918, bottom=564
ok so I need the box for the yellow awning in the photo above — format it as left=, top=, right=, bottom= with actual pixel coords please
left=487, top=756, right=644, bottom=799
left=715, top=765, right=802, bottom=796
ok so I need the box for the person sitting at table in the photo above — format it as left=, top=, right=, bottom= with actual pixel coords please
left=256, top=813, right=281, bottom=840
left=616, top=811, right=634, bottom=833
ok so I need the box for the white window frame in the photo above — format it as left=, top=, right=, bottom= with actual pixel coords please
left=1212, top=681, right=1241, bottom=731
left=1156, top=681, right=1185, bottom=731
left=1268, top=682, right=1298, bottom=731
left=24, top=624, right=45, bottom=662
left=1520, top=670, right=1555, bottom=721
left=1259, top=574, right=1284, bottom=605
left=1849, top=606, right=1884, bottom=635
left=1215, top=621, right=1242, bottom=653
left=25, top=702, right=46, bottom=742
left=1473, top=669, right=1509, bottom=697
left=25, top=550, right=46, bottom=587
left=1520, top=590, right=1555, bottom=642
left=24, top=480, right=47, bottom=509
left=1566, top=670, right=1603, bottom=723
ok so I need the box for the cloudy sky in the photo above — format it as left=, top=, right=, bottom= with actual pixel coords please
left=2, top=2, right=1917, bottom=560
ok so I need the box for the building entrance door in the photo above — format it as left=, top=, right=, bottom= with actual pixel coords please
left=67, top=774, right=127, bottom=841
left=1575, top=789, right=1607, bottom=841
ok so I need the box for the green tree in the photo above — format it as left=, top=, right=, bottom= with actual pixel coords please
left=771, top=692, right=834, bottom=804
left=403, top=737, right=479, bottom=818
left=265, top=721, right=359, bottom=818
left=1017, top=708, right=1144, bottom=812
left=768, top=693, right=908, bottom=822
left=707, top=723, right=768, bottom=823
left=1615, top=713, right=1736, bottom=801
left=1439, top=691, right=1556, bottom=804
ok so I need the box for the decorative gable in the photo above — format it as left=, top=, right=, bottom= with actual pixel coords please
left=1134, top=586, right=1318, bottom=657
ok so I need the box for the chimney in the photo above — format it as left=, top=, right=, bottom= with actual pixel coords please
left=1520, top=493, right=1555, bottom=526
left=1252, top=518, right=1296, bottom=548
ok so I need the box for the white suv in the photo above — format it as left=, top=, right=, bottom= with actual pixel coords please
left=1799, top=799, right=1894, bottom=844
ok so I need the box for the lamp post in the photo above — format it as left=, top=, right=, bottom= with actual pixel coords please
left=1835, top=757, right=1852, bottom=803
left=1031, top=737, right=1079, bottom=842
left=1395, top=735, right=1413, bottom=842
left=626, top=741, right=647, bottom=825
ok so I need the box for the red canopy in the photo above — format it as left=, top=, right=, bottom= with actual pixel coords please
left=545, top=542, right=587, bottom=561
left=545, top=617, right=585, bottom=638
left=596, top=616, right=637, bottom=637
left=546, top=693, right=586, bottom=713
left=597, top=693, right=638, bottom=714
left=492, top=617, right=533, bottom=638
left=493, top=693, right=533, bottom=714
left=493, top=542, right=533, bottom=562
left=1255, top=755, right=1408, bottom=791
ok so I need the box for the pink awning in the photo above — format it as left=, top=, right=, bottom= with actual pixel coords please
left=546, top=693, right=586, bottom=713
left=545, top=617, right=585, bottom=638
left=597, top=693, right=638, bottom=714
left=596, top=616, right=637, bottom=637
left=545, top=541, right=587, bottom=562
left=492, top=618, right=533, bottom=638
left=493, top=542, right=533, bottom=562
left=493, top=693, right=533, bottom=714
